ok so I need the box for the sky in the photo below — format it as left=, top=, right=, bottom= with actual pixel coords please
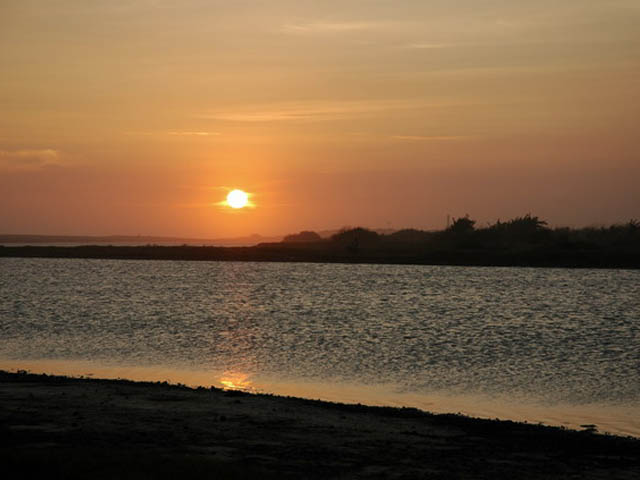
left=1, top=0, right=639, bottom=238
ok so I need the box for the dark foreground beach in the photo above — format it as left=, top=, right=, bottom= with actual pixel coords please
left=1, top=371, right=639, bottom=479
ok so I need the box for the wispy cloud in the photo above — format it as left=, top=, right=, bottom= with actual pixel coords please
left=0, top=149, right=62, bottom=170
left=391, top=135, right=475, bottom=142
left=281, top=21, right=384, bottom=35
left=125, top=131, right=220, bottom=137
left=201, top=99, right=455, bottom=123
left=404, top=43, right=459, bottom=49
left=166, top=131, right=220, bottom=136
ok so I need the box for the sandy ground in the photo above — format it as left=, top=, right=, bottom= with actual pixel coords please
left=1, top=371, right=639, bottom=479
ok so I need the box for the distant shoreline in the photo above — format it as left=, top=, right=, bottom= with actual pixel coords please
left=1, top=244, right=639, bottom=269
left=0, top=233, right=283, bottom=247
left=2, top=369, right=639, bottom=479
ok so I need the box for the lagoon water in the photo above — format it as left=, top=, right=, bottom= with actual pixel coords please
left=1, top=257, right=639, bottom=436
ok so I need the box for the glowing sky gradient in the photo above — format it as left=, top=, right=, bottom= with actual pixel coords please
left=1, top=0, right=638, bottom=237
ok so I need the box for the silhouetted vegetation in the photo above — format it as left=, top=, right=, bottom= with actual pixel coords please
left=1, top=216, right=639, bottom=268
left=447, top=214, right=476, bottom=235
left=331, top=227, right=380, bottom=245
left=282, top=231, right=323, bottom=243
left=387, top=229, right=432, bottom=245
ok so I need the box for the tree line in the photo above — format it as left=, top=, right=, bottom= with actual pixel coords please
left=279, top=215, right=640, bottom=267
left=284, top=215, right=639, bottom=250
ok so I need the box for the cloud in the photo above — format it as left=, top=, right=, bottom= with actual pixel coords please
left=391, top=135, right=474, bottom=141
left=125, top=131, right=220, bottom=137
left=166, top=131, right=220, bottom=136
left=0, top=149, right=62, bottom=170
left=200, top=99, right=456, bottom=123
left=404, top=43, right=459, bottom=49
left=281, top=21, right=384, bottom=35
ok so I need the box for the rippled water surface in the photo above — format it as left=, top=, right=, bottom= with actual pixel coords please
left=1, top=258, right=639, bottom=435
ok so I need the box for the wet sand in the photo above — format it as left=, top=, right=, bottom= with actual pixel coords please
left=1, top=371, right=639, bottom=479
left=4, top=359, right=638, bottom=437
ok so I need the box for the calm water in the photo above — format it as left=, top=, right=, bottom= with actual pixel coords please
left=1, top=258, right=639, bottom=435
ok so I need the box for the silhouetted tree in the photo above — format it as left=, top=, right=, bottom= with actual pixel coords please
left=505, top=214, right=547, bottom=234
left=387, top=229, right=432, bottom=244
left=331, top=227, right=380, bottom=244
left=331, top=228, right=380, bottom=254
left=282, top=231, right=323, bottom=243
left=626, top=219, right=639, bottom=234
left=447, top=215, right=476, bottom=234
left=487, top=214, right=549, bottom=245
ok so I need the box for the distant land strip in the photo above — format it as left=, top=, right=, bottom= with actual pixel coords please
left=0, top=233, right=283, bottom=247
left=1, top=244, right=639, bottom=269
left=2, top=217, right=639, bottom=268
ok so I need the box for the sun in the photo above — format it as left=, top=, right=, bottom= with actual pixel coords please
left=226, top=189, right=249, bottom=209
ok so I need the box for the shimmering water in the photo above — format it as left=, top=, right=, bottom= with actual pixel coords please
left=1, top=258, right=639, bottom=435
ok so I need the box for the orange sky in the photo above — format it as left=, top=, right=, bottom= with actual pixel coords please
left=1, top=0, right=638, bottom=238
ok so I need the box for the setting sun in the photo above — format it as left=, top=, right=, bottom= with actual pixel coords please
left=226, top=189, right=249, bottom=209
